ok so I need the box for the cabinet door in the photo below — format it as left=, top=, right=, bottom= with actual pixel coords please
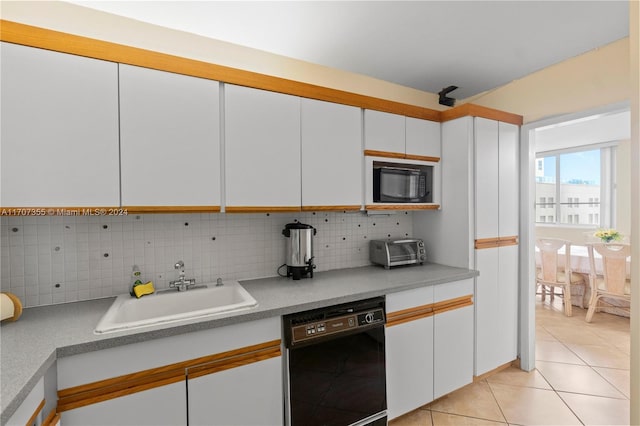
left=364, top=109, right=405, bottom=154
left=301, top=99, right=362, bottom=208
left=224, top=84, right=300, bottom=209
left=474, top=118, right=500, bottom=239
left=433, top=279, right=474, bottom=398
left=474, top=247, right=500, bottom=376
left=498, top=122, right=519, bottom=236
left=187, top=356, right=283, bottom=426
left=0, top=43, right=119, bottom=207
left=496, top=245, right=519, bottom=366
left=405, top=117, right=441, bottom=159
left=119, top=65, right=221, bottom=207
left=60, top=382, right=186, bottom=426
left=386, top=286, right=434, bottom=420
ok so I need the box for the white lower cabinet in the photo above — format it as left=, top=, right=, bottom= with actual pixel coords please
left=57, top=318, right=281, bottom=426
left=433, top=279, right=474, bottom=399
left=60, top=383, right=186, bottom=426
left=187, top=356, right=282, bottom=426
left=475, top=246, right=518, bottom=375
left=385, top=286, right=434, bottom=420
left=385, top=279, right=474, bottom=420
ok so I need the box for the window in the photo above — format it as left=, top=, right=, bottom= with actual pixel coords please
left=535, top=147, right=615, bottom=227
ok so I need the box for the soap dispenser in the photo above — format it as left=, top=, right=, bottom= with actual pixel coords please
left=129, top=265, right=143, bottom=297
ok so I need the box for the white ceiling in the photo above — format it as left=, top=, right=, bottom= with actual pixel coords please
left=67, top=1, right=629, bottom=100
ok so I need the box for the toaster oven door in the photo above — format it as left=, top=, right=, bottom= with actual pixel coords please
left=387, top=243, right=419, bottom=264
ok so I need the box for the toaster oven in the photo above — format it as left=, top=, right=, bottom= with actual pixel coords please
left=369, top=239, right=426, bottom=269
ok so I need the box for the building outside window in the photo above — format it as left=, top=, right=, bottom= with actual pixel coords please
left=535, top=147, right=615, bottom=226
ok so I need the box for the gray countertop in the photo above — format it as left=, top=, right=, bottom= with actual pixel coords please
left=1, top=263, right=477, bottom=424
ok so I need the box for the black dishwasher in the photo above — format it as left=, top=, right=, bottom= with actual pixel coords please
left=283, top=297, right=387, bottom=426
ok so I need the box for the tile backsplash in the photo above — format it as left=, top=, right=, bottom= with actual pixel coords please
left=1, top=211, right=413, bottom=307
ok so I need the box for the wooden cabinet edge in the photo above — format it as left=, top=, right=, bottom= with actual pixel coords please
left=301, top=205, right=361, bottom=212
left=475, top=236, right=519, bottom=249
left=364, top=150, right=441, bottom=163
left=122, top=206, right=221, bottom=214
left=386, top=304, right=434, bottom=327
left=366, top=204, right=440, bottom=211
left=43, top=407, right=61, bottom=426
left=225, top=206, right=301, bottom=213
left=386, top=295, right=473, bottom=328
left=0, top=20, right=521, bottom=124
left=57, top=339, right=281, bottom=413
left=440, top=104, right=523, bottom=126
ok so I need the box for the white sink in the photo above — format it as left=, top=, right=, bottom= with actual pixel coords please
left=95, top=281, right=258, bottom=334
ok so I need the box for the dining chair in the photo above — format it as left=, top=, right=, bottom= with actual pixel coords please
left=535, top=238, right=586, bottom=316
left=585, top=243, right=631, bottom=323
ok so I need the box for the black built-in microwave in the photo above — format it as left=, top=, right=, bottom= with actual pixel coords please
left=373, top=161, right=433, bottom=203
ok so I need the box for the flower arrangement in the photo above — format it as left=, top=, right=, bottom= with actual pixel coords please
left=594, top=229, right=623, bottom=243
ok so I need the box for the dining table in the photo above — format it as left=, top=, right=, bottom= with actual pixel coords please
left=535, top=243, right=631, bottom=316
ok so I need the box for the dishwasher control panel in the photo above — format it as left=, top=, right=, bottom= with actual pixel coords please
left=285, top=298, right=385, bottom=346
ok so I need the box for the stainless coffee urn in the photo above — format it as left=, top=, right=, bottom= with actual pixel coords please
left=282, top=222, right=316, bottom=280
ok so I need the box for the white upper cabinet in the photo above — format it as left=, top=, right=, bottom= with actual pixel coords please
left=474, top=117, right=519, bottom=239
left=301, top=98, right=362, bottom=208
left=224, top=84, right=301, bottom=209
left=406, top=116, right=441, bottom=159
left=364, top=109, right=405, bottom=154
left=364, top=109, right=440, bottom=158
left=498, top=121, right=519, bottom=236
left=474, top=118, right=500, bottom=239
left=0, top=42, right=120, bottom=207
left=119, top=65, right=221, bottom=208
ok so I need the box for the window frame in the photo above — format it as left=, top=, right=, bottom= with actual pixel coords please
left=535, top=144, right=617, bottom=228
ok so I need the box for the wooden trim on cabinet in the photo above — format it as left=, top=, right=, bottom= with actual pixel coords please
left=366, top=204, right=440, bottom=211
left=364, top=150, right=441, bottom=163
left=475, top=237, right=501, bottom=250
left=498, top=235, right=519, bottom=247
left=432, top=295, right=474, bottom=315
left=403, top=153, right=441, bottom=163
left=122, top=206, right=221, bottom=214
left=25, top=398, right=45, bottom=426
left=301, top=205, right=361, bottom=212
left=386, top=294, right=473, bottom=327
left=475, top=235, right=519, bottom=250
left=386, top=303, right=434, bottom=327
left=364, top=150, right=407, bottom=160
left=225, top=206, right=302, bottom=213
left=43, top=408, right=61, bottom=426
left=57, top=339, right=281, bottom=413
left=440, top=103, right=523, bottom=126
left=0, top=207, right=123, bottom=216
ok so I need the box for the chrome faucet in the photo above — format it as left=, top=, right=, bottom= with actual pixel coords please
left=169, top=260, right=196, bottom=291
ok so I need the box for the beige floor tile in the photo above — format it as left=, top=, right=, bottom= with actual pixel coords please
left=535, top=340, right=586, bottom=365
left=430, top=411, right=506, bottom=425
left=535, top=326, right=558, bottom=342
left=593, top=367, right=631, bottom=399
left=489, top=382, right=581, bottom=425
left=390, top=408, right=433, bottom=426
left=486, top=366, right=552, bottom=390
left=559, top=392, right=630, bottom=425
left=543, top=324, right=610, bottom=346
left=427, top=382, right=505, bottom=423
left=564, top=343, right=630, bottom=370
left=535, top=360, right=626, bottom=399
